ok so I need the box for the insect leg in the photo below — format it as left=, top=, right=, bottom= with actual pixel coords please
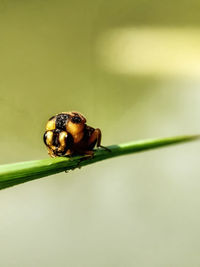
left=89, top=128, right=111, bottom=152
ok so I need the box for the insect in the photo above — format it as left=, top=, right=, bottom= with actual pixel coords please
left=43, top=111, right=109, bottom=157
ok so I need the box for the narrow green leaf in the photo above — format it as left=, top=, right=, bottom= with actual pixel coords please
left=0, top=135, right=199, bottom=190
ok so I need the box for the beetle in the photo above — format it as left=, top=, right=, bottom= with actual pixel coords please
left=43, top=111, right=109, bottom=157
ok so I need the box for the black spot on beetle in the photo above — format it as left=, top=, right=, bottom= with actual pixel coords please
left=71, top=116, right=82, bottom=124
left=52, top=131, right=60, bottom=147
left=65, top=132, right=74, bottom=150
left=56, top=113, right=69, bottom=130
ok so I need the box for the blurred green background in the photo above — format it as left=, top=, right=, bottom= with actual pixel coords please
left=1, top=0, right=200, bottom=266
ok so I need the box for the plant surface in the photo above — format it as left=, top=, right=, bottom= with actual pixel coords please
left=0, top=135, right=199, bottom=190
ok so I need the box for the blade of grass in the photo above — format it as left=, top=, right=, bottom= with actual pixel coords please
left=0, top=135, right=199, bottom=190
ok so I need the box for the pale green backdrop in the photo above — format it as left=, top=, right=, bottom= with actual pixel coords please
left=1, top=0, right=200, bottom=266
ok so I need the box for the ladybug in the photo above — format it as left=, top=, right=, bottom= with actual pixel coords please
left=43, top=111, right=109, bottom=157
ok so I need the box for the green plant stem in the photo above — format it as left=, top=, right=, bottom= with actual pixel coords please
left=0, top=135, right=199, bottom=190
